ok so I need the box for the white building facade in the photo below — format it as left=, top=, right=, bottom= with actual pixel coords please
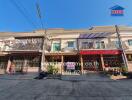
left=0, top=26, right=132, bottom=74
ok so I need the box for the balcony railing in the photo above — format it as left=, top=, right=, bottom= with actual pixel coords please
left=61, top=47, right=77, bottom=52
left=80, top=42, right=118, bottom=50
left=79, top=42, right=129, bottom=50
left=46, top=42, right=129, bottom=53
left=0, top=38, right=43, bottom=51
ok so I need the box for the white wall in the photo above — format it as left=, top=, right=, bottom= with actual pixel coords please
left=61, top=39, right=77, bottom=50
left=50, top=31, right=132, bottom=51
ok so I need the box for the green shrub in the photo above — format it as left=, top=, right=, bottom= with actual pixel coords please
left=53, top=67, right=59, bottom=74
left=47, top=65, right=54, bottom=74
left=121, top=66, right=128, bottom=73
left=47, top=65, right=59, bottom=74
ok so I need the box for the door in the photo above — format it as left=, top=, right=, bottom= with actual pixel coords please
left=12, top=56, right=24, bottom=73
left=0, top=57, right=8, bottom=74
left=83, top=55, right=101, bottom=71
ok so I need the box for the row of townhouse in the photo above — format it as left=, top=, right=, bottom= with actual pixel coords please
left=0, top=26, right=132, bottom=74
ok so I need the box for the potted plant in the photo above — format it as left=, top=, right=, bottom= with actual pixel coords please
left=121, top=66, right=128, bottom=76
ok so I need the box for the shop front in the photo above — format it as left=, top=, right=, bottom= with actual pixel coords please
left=83, top=55, right=101, bottom=71
left=45, top=54, right=80, bottom=75
left=63, top=55, right=80, bottom=75
left=80, top=50, right=123, bottom=72
left=6, top=52, right=41, bottom=74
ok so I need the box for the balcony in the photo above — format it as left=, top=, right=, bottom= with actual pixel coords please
left=79, top=41, right=129, bottom=50
left=0, top=38, right=43, bottom=51
left=61, top=47, right=77, bottom=52
left=79, top=41, right=118, bottom=50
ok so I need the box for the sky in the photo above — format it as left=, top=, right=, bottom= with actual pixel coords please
left=0, top=0, right=132, bottom=32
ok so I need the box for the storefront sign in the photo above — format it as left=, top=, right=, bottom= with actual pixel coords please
left=80, top=50, right=122, bottom=55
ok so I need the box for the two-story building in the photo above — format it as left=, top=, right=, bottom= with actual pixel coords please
left=0, top=26, right=132, bottom=75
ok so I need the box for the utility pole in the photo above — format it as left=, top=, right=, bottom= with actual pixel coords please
left=115, top=25, right=128, bottom=68
left=36, top=1, right=46, bottom=73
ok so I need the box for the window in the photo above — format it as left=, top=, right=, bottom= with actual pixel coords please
left=114, top=41, right=120, bottom=48
left=68, top=41, right=74, bottom=48
left=128, top=40, right=132, bottom=46
left=96, top=42, right=100, bottom=49
left=88, top=42, right=94, bottom=49
left=101, top=41, right=105, bottom=49
left=52, top=43, right=61, bottom=51
left=81, top=42, right=88, bottom=49
left=81, top=42, right=94, bottom=49
left=95, top=41, right=105, bottom=49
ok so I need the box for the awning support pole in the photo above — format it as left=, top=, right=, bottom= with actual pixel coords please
left=80, top=55, right=83, bottom=74
left=100, top=54, right=105, bottom=70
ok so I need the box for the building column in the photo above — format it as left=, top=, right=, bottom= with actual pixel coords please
left=80, top=55, right=83, bottom=74
left=61, top=55, right=64, bottom=74
left=40, top=37, right=46, bottom=73
left=100, top=54, right=105, bottom=71
left=6, top=57, right=11, bottom=74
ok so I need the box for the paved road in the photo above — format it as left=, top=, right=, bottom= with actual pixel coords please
left=0, top=73, right=132, bottom=100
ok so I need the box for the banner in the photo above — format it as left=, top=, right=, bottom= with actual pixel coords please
left=66, top=62, right=76, bottom=70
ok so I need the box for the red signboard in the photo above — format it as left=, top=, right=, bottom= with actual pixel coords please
left=80, top=50, right=122, bottom=55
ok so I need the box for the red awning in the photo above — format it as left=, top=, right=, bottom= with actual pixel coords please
left=80, top=50, right=122, bottom=55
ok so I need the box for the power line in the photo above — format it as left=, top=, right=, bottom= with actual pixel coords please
left=36, top=1, right=44, bottom=29
left=36, top=1, right=49, bottom=38
left=15, top=0, right=39, bottom=29
left=9, top=0, right=38, bottom=29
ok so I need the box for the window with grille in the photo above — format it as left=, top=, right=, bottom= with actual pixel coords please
left=52, top=43, right=61, bottom=51
left=95, top=41, right=105, bottom=49
left=128, top=40, right=132, bottom=46
left=67, top=41, right=74, bottom=48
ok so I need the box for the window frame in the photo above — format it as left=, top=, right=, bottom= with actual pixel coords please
left=67, top=41, right=75, bottom=48
left=95, top=41, right=105, bottom=49
left=81, top=42, right=88, bottom=49
left=128, top=40, right=132, bottom=46
left=52, top=43, right=61, bottom=51
left=113, top=41, right=120, bottom=49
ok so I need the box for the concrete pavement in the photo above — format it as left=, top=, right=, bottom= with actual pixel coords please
left=0, top=73, right=132, bottom=100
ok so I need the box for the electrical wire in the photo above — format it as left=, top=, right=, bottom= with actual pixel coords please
left=9, top=0, right=38, bottom=29
left=36, top=1, right=44, bottom=29
left=36, top=0, right=49, bottom=40
left=15, top=0, right=39, bottom=29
